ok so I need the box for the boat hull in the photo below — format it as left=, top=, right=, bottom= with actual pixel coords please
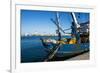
left=45, top=43, right=89, bottom=61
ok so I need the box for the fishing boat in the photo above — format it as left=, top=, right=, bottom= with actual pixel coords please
left=40, top=12, right=89, bottom=61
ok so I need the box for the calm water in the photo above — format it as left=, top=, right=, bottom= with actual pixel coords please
left=21, top=36, right=89, bottom=63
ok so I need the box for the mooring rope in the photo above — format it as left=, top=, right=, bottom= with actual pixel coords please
left=44, top=44, right=62, bottom=61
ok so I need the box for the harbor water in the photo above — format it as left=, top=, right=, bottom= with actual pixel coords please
left=21, top=36, right=89, bottom=63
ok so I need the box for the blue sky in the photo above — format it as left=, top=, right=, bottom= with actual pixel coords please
left=21, top=10, right=89, bottom=35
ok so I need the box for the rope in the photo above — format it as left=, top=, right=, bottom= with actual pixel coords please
left=44, top=44, right=62, bottom=61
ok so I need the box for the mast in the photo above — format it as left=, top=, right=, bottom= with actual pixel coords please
left=71, top=12, right=80, bottom=28
left=70, top=12, right=80, bottom=44
left=56, top=12, right=61, bottom=41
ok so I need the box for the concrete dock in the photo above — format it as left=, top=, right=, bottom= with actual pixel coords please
left=68, top=52, right=89, bottom=60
